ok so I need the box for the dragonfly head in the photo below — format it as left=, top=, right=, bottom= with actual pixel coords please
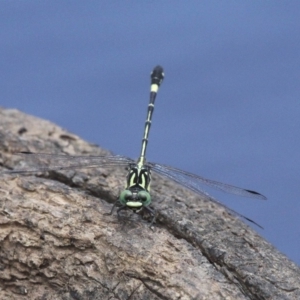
left=119, top=189, right=151, bottom=210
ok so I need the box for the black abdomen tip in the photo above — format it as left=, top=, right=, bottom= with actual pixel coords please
left=151, top=65, right=164, bottom=86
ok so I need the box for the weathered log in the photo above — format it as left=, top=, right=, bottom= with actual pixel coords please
left=0, top=107, right=299, bottom=300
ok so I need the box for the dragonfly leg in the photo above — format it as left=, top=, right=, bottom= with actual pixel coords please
left=143, top=206, right=156, bottom=227
left=116, top=205, right=128, bottom=218
left=116, top=205, right=127, bottom=213
left=107, top=199, right=120, bottom=215
left=105, top=199, right=123, bottom=218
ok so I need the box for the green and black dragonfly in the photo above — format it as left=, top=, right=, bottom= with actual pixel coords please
left=4, top=66, right=266, bottom=227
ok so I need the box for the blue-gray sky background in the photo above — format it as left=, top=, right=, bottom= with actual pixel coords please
left=1, top=2, right=299, bottom=265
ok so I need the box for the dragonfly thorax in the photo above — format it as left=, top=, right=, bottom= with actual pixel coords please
left=126, top=163, right=151, bottom=191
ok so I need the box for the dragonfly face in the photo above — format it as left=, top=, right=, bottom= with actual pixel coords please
left=119, top=189, right=151, bottom=210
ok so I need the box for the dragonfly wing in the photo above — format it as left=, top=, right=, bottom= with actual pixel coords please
left=149, top=162, right=266, bottom=200
left=3, top=152, right=133, bottom=174
left=150, top=162, right=263, bottom=228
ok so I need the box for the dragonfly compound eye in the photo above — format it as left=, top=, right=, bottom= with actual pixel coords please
left=137, top=191, right=151, bottom=206
left=119, top=190, right=133, bottom=205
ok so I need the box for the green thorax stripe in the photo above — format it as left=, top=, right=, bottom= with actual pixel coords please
left=126, top=165, right=151, bottom=191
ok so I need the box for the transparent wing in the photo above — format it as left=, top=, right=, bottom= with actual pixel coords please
left=150, top=162, right=266, bottom=200
left=149, top=162, right=266, bottom=228
left=3, top=152, right=134, bottom=174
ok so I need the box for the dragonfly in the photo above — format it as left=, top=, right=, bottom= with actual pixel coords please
left=4, top=66, right=266, bottom=227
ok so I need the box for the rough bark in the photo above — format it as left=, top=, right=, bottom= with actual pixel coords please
left=0, top=107, right=299, bottom=300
